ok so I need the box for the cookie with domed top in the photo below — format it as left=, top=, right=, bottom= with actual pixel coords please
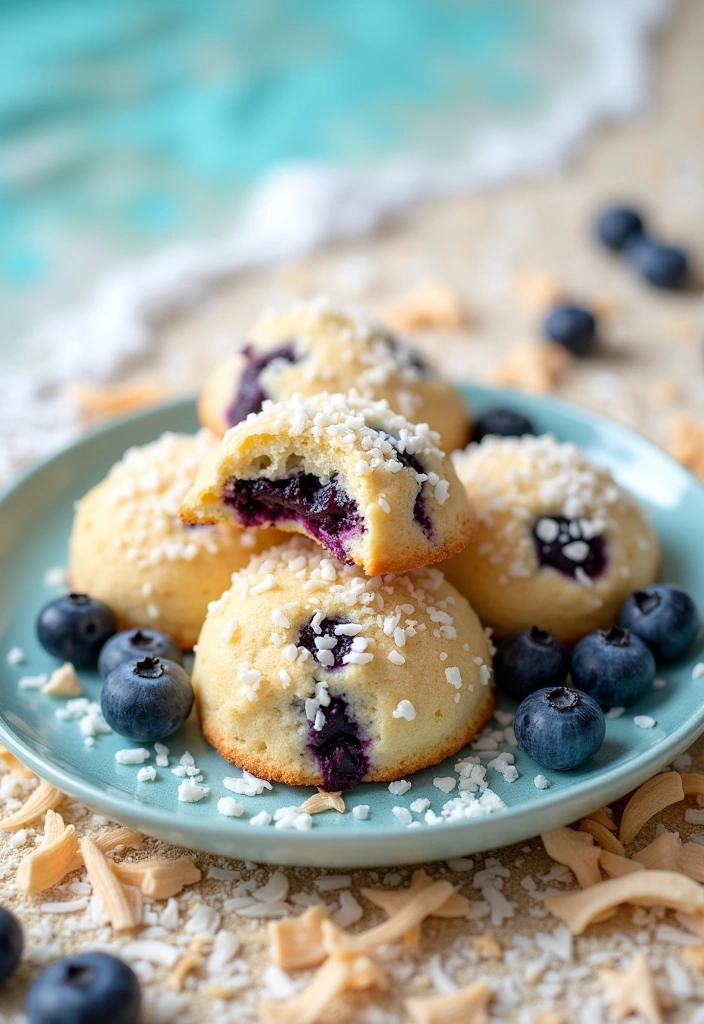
left=197, top=296, right=471, bottom=453
left=192, top=537, right=494, bottom=789
left=180, top=391, right=475, bottom=576
left=69, top=431, right=285, bottom=649
left=441, top=434, right=660, bottom=644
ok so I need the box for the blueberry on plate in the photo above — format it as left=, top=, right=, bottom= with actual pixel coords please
left=101, top=656, right=193, bottom=742
left=619, top=584, right=700, bottom=664
left=625, top=236, right=689, bottom=288
left=543, top=304, right=597, bottom=356
left=27, top=952, right=140, bottom=1024
left=570, top=626, right=655, bottom=707
left=514, top=686, right=605, bottom=771
left=594, top=206, right=645, bottom=251
left=473, top=408, right=535, bottom=443
left=0, top=905, right=22, bottom=986
left=98, top=628, right=183, bottom=680
left=37, top=593, right=116, bottom=668
left=494, top=627, right=569, bottom=703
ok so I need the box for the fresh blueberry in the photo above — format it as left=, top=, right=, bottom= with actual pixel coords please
left=514, top=686, right=605, bottom=771
left=619, top=584, right=700, bottom=664
left=543, top=304, right=597, bottom=356
left=594, top=206, right=645, bottom=250
left=98, top=628, right=183, bottom=680
left=494, top=627, right=570, bottom=703
left=473, top=408, right=535, bottom=443
left=625, top=236, right=689, bottom=288
left=37, top=593, right=116, bottom=668
left=101, top=656, right=193, bottom=742
left=0, top=906, right=22, bottom=986
left=570, top=626, right=655, bottom=707
left=26, top=952, right=140, bottom=1024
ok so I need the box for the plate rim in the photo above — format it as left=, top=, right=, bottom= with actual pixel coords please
left=2, top=387, right=704, bottom=865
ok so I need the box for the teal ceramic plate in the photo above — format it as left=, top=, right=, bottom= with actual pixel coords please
left=1, top=387, right=703, bottom=867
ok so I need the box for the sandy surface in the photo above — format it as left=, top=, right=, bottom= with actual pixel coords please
left=3, top=3, right=704, bottom=1022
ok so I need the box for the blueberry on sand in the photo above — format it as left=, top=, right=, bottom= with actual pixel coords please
left=543, top=304, right=596, bottom=356
left=27, top=952, right=140, bottom=1024
left=101, top=656, right=193, bottom=742
left=594, top=206, right=644, bottom=251
left=514, top=686, right=605, bottom=771
left=625, top=236, right=688, bottom=289
left=0, top=905, right=22, bottom=986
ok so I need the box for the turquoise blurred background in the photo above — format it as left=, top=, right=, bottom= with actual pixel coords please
left=0, top=0, right=595, bottom=345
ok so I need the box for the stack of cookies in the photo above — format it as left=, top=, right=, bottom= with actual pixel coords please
left=69, top=297, right=660, bottom=791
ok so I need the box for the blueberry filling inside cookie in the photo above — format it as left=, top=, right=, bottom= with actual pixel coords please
left=298, top=617, right=355, bottom=670
left=377, top=430, right=434, bottom=539
left=223, top=473, right=363, bottom=564
left=226, top=344, right=298, bottom=426
left=533, top=516, right=607, bottom=581
left=379, top=333, right=433, bottom=377
left=306, top=695, right=370, bottom=791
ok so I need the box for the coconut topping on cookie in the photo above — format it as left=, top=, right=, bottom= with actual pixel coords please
left=181, top=392, right=475, bottom=576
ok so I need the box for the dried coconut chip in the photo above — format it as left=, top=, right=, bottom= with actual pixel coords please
left=544, top=869, right=704, bottom=936
left=513, top=268, right=564, bottom=313
left=582, top=807, right=617, bottom=833
left=381, top=279, right=467, bottom=331
left=468, top=932, right=502, bottom=960
left=16, top=810, right=78, bottom=895
left=578, top=819, right=625, bottom=857
left=167, top=952, right=203, bottom=991
left=111, top=856, right=201, bottom=899
left=541, top=827, right=602, bottom=888
left=680, top=773, right=704, bottom=797
left=0, top=781, right=63, bottom=831
left=405, top=980, right=492, bottom=1024
left=0, top=746, right=35, bottom=779
left=66, top=826, right=144, bottom=875
left=260, top=952, right=388, bottom=1024
left=41, top=662, right=83, bottom=697
left=633, top=831, right=704, bottom=883
left=298, top=789, right=346, bottom=815
left=601, top=953, right=664, bottom=1024
left=599, top=851, right=644, bottom=879
left=71, top=380, right=166, bottom=418
left=323, top=880, right=455, bottom=956
left=80, top=836, right=139, bottom=931
left=618, top=772, right=684, bottom=845
left=489, top=342, right=570, bottom=394
left=269, top=905, right=330, bottom=969
left=361, top=869, right=468, bottom=949
left=684, top=944, right=704, bottom=971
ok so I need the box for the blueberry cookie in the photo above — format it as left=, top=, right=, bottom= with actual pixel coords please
left=197, top=297, right=471, bottom=453
left=442, top=435, right=660, bottom=643
left=180, top=391, right=475, bottom=576
left=69, top=432, right=284, bottom=649
left=192, top=538, right=494, bottom=789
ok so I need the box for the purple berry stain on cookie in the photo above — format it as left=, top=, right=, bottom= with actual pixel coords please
left=226, top=344, right=299, bottom=426
left=307, top=694, right=370, bottom=791
left=533, top=516, right=606, bottom=581
left=223, top=473, right=363, bottom=564
left=298, top=617, right=355, bottom=670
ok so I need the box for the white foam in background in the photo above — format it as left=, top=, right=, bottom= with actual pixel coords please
left=0, top=0, right=671, bottom=485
